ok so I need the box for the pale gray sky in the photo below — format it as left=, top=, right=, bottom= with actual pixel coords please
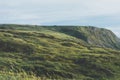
left=0, top=0, right=120, bottom=37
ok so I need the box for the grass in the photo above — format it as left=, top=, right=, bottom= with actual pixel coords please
left=0, top=70, right=42, bottom=80
left=0, top=24, right=119, bottom=79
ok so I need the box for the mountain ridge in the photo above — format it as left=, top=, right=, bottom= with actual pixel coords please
left=0, top=24, right=119, bottom=49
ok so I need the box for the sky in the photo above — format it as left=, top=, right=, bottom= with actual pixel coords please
left=0, top=0, right=120, bottom=37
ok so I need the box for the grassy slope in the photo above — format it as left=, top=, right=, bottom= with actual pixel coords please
left=0, top=24, right=120, bottom=79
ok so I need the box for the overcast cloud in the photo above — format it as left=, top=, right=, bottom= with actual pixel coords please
left=0, top=0, right=120, bottom=37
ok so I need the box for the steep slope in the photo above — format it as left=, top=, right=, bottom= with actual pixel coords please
left=0, top=24, right=120, bottom=49
left=0, top=24, right=120, bottom=79
left=56, top=26, right=120, bottom=49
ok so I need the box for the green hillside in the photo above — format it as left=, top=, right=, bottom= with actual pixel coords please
left=0, top=24, right=120, bottom=80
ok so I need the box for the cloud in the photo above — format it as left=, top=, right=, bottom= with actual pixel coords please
left=0, top=0, right=120, bottom=36
left=1, top=0, right=120, bottom=19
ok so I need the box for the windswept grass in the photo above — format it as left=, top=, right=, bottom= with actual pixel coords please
left=0, top=24, right=119, bottom=80
left=0, top=70, right=42, bottom=80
